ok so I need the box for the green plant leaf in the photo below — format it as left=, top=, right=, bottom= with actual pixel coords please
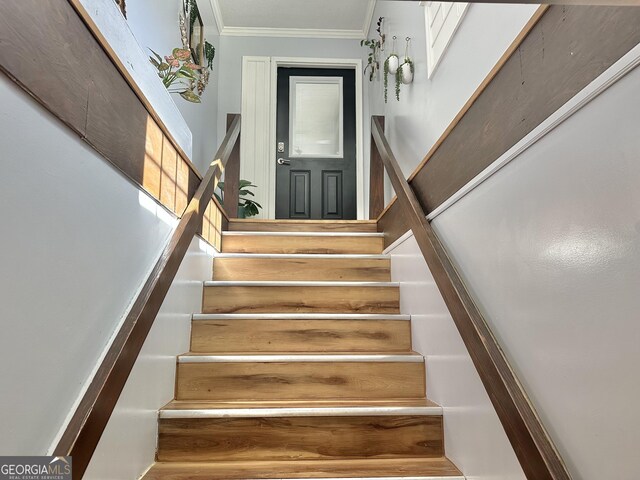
left=158, top=62, right=170, bottom=71
left=213, top=192, right=223, bottom=204
left=217, top=181, right=225, bottom=190
left=180, top=90, right=201, bottom=103
left=238, top=189, right=254, bottom=196
left=149, top=49, right=163, bottom=63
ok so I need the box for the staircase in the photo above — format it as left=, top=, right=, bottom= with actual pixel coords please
left=142, top=220, right=463, bottom=480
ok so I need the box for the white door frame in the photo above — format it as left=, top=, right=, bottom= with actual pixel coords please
left=268, top=57, right=365, bottom=220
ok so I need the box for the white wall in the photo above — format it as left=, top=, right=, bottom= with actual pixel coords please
left=388, top=234, right=526, bottom=480
left=126, top=0, right=220, bottom=173
left=430, top=55, right=640, bottom=480
left=368, top=1, right=538, bottom=198
left=0, top=76, right=175, bottom=455
left=84, top=237, right=214, bottom=480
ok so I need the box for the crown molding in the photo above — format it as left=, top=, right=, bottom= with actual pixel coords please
left=219, top=26, right=366, bottom=39
left=363, top=0, right=377, bottom=36
left=208, top=0, right=224, bottom=34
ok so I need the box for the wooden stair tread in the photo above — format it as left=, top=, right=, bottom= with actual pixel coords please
left=162, top=399, right=439, bottom=410
left=178, top=351, right=421, bottom=357
left=227, top=219, right=379, bottom=233
left=221, top=233, right=384, bottom=255
left=142, top=458, right=463, bottom=479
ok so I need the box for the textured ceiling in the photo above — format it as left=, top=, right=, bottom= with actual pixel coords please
left=211, top=0, right=376, bottom=37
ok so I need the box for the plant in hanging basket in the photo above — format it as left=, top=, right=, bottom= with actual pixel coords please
left=393, top=57, right=414, bottom=100
left=383, top=54, right=399, bottom=103
left=400, top=57, right=415, bottom=85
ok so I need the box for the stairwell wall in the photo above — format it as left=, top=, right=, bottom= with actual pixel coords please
left=375, top=2, right=552, bottom=478
left=83, top=237, right=214, bottom=480
left=0, top=75, right=178, bottom=455
left=367, top=1, right=539, bottom=201
left=429, top=54, right=640, bottom=480
left=388, top=235, right=527, bottom=479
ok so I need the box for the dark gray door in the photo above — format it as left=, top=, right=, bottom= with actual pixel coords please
left=275, top=67, right=357, bottom=219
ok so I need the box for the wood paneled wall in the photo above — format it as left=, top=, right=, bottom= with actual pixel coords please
left=202, top=199, right=225, bottom=251
left=0, top=0, right=204, bottom=220
left=378, top=5, right=640, bottom=247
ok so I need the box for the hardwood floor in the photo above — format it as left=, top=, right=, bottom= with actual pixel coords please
left=142, top=222, right=461, bottom=479
left=157, top=415, right=444, bottom=462
left=175, top=357, right=425, bottom=401
left=213, top=256, right=391, bottom=281
left=202, top=284, right=400, bottom=314
left=143, top=458, right=463, bottom=479
left=190, top=317, right=411, bottom=352
left=227, top=219, right=378, bottom=232
left=221, top=233, right=384, bottom=254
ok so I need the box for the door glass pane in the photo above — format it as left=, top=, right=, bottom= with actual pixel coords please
left=290, top=78, right=343, bottom=158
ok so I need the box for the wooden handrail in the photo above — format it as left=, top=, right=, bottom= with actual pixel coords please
left=371, top=116, right=571, bottom=480
left=54, top=114, right=241, bottom=480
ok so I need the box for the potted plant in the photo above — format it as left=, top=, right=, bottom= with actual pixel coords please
left=391, top=38, right=415, bottom=101
left=399, top=57, right=414, bottom=85
left=214, top=180, right=262, bottom=218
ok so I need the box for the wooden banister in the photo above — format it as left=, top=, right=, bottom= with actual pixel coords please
left=371, top=115, right=571, bottom=480
left=54, top=114, right=241, bottom=480
left=369, top=116, right=385, bottom=219
left=223, top=113, right=242, bottom=218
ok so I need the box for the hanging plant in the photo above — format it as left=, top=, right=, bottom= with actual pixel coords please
left=383, top=36, right=400, bottom=103
left=360, top=17, right=385, bottom=82
left=361, top=38, right=381, bottom=81
left=392, top=37, right=415, bottom=101
left=400, top=57, right=415, bottom=85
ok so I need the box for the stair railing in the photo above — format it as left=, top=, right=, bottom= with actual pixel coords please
left=53, top=114, right=241, bottom=480
left=370, top=115, right=571, bottom=480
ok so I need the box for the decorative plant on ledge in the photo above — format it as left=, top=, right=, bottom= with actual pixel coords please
left=214, top=180, right=262, bottom=218
left=149, top=48, right=203, bottom=103
left=149, top=0, right=215, bottom=103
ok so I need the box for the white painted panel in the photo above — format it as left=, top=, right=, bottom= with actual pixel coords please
left=431, top=63, right=640, bottom=480
left=241, top=56, right=272, bottom=218
left=388, top=234, right=525, bottom=479
left=75, top=0, right=193, bottom=158
left=423, top=1, right=469, bottom=79
left=0, top=76, right=174, bottom=455
left=84, top=237, right=213, bottom=480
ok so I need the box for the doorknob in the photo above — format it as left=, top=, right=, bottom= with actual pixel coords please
left=277, top=158, right=291, bottom=166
